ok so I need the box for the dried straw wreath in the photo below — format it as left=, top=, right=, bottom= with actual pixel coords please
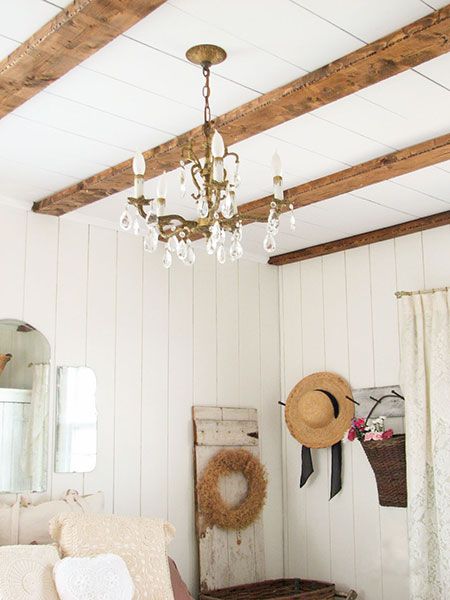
left=197, top=448, right=268, bottom=531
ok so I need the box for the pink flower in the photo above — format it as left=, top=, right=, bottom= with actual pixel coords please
left=372, top=432, right=383, bottom=441
left=347, top=428, right=356, bottom=441
left=364, top=432, right=374, bottom=441
left=382, top=429, right=393, bottom=439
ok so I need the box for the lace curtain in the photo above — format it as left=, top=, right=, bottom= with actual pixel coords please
left=398, top=288, right=450, bottom=599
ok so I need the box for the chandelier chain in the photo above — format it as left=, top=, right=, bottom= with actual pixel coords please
left=202, top=65, right=212, bottom=133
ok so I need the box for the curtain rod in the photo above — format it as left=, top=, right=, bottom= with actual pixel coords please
left=395, top=286, right=449, bottom=298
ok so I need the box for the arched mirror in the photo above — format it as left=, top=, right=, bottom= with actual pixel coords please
left=0, top=319, right=50, bottom=493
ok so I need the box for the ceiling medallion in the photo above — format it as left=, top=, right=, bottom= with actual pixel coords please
left=119, top=44, right=296, bottom=268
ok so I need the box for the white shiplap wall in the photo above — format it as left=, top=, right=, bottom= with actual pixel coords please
left=279, top=225, right=450, bottom=600
left=0, top=204, right=284, bottom=593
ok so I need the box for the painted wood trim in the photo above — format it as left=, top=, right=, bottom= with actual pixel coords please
left=268, top=211, right=450, bottom=265
left=0, top=0, right=166, bottom=119
left=33, top=6, right=450, bottom=216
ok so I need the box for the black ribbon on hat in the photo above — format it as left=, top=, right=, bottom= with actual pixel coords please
left=299, top=389, right=342, bottom=500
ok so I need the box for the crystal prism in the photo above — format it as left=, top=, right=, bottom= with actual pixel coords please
left=163, top=247, right=172, bottom=269
left=263, top=234, right=276, bottom=253
left=217, top=244, right=226, bottom=264
left=119, top=208, right=132, bottom=231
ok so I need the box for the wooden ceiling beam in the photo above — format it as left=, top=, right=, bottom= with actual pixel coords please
left=268, top=211, right=450, bottom=265
left=0, top=0, right=167, bottom=119
left=239, top=133, right=450, bottom=221
left=33, top=4, right=450, bottom=216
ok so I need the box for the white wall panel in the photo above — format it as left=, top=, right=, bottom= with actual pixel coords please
left=279, top=225, right=450, bottom=599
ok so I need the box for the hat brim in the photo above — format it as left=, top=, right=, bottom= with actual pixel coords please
left=285, top=372, right=354, bottom=449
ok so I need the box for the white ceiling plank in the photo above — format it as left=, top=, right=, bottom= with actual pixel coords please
left=266, top=113, right=393, bottom=166
left=14, top=93, right=168, bottom=154
left=0, top=115, right=127, bottom=181
left=289, top=0, right=430, bottom=43
left=313, top=88, right=450, bottom=150
left=357, top=70, right=450, bottom=122
left=79, top=36, right=259, bottom=116
left=0, top=34, right=20, bottom=61
left=168, top=0, right=363, bottom=71
left=415, top=52, right=450, bottom=90
left=0, top=0, right=61, bottom=42
left=125, top=2, right=306, bottom=93
left=353, top=180, right=450, bottom=217
left=45, top=67, right=201, bottom=137
left=390, top=166, right=450, bottom=203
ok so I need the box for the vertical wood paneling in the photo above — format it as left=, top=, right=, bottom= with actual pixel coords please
left=422, top=225, right=450, bottom=287
left=167, top=260, right=195, bottom=590
left=114, top=233, right=143, bottom=515
left=0, top=205, right=27, bottom=319
left=300, top=258, right=330, bottom=582
left=23, top=212, right=58, bottom=499
left=280, top=229, right=449, bottom=599
left=345, top=247, right=382, bottom=600
left=141, top=246, right=169, bottom=519
left=323, top=252, right=356, bottom=592
left=216, top=261, right=239, bottom=406
left=0, top=204, right=285, bottom=594
left=84, top=226, right=117, bottom=512
left=280, top=263, right=307, bottom=578
left=52, top=220, right=89, bottom=497
left=259, top=264, right=284, bottom=580
left=193, top=252, right=217, bottom=406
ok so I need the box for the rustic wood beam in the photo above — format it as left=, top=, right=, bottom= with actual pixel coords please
left=0, top=0, right=166, bottom=119
left=239, top=133, right=450, bottom=220
left=268, top=211, right=450, bottom=265
left=34, top=5, right=450, bottom=216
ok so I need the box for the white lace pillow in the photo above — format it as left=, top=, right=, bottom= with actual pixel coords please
left=53, top=554, right=134, bottom=600
left=50, top=513, right=175, bottom=600
left=0, top=544, right=59, bottom=600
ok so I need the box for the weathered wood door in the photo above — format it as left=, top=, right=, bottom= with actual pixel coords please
left=193, top=406, right=265, bottom=594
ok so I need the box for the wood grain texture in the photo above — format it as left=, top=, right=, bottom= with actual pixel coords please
left=268, top=211, right=450, bottom=265
left=193, top=407, right=265, bottom=593
left=0, top=0, right=166, bottom=119
left=240, top=134, right=450, bottom=220
left=33, top=5, right=450, bottom=215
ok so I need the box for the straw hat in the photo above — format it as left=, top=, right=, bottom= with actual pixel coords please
left=285, top=372, right=354, bottom=449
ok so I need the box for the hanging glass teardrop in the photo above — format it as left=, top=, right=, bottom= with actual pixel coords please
left=144, top=233, right=157, bottom=253
left=217, top=243, right=226, bottom=264
left=230, top=239, right=244, bottom=261
left=206, top=235, right=216, bottom=255
left=132, top=217, right=140, bottom=236
left=119, top=208, right=132, bottom=231
left=177, top=239, right=188, bottom=261
left=263, top=233, right=276, bottom=253
left=184, top=244, right=196, bottom=266
left=221, top=192, right=234, bottom=219
left=199, top=198, right=209, bottom=218
left=290, top=212, right=296, bottom=231
left=168, top=235, right=178, bottom=253
left=163, top=247, right=172, bottom=269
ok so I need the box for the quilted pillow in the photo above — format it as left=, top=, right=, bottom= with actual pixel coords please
left=0, top=544, right=59, bottom=600
left=50, top=513, right=175, bottom=600
left=53, top=554, right=134, bottom=600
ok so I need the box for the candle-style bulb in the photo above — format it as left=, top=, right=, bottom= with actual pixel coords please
left=157, top=171, right=168, bottom=198
left=133, top=152, right=146, bottom=176
left=272, top=151, right=282, bottom=177
left=211, top=130, right=225, bottom=158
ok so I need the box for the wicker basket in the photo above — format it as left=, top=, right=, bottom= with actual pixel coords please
left=200, top=579, right=335, bottom=600
left=361, top=434, right=407, bottom=507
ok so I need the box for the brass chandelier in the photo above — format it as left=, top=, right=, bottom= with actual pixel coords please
left=119, top=44, right=296, bottom=267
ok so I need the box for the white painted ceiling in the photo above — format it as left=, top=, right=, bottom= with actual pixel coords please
left=0, top=0, right=449, bottom=260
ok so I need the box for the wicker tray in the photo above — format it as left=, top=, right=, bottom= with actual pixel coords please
left=361, top=434, right=407, bottom=507
left=200, top=578, right=335, bottom=600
